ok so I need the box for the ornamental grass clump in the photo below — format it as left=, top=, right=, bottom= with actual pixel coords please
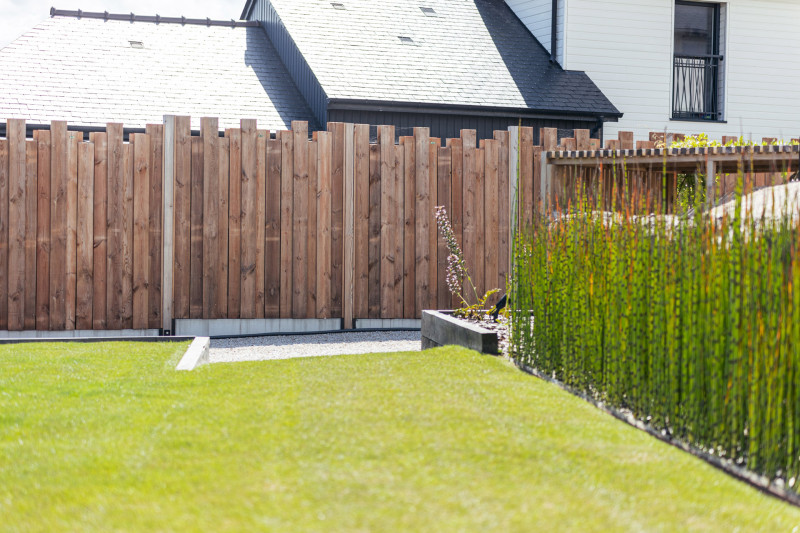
left=434, top=205, right=498, bottom=318
left=510, top=167, right=800, bottom=493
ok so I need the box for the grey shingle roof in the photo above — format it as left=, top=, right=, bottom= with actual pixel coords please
left=0, top=15, right=318, bottom=130
left=260, top=0, right=620, bottom=116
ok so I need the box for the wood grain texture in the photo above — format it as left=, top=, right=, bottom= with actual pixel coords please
left=49, top=121, right=68, bottom=329
left=7, top=119, right=26, bottom=330
left=239, top=119, right=257, bottom=318
left=445, top=137, right=463, bottom=309
left=483, top=139, right=499, bottom=298
left=306, top=139, right=318, bottom=317
left=393, top=142, right=404, bottom=317
left=329, top=122, right=344, bottom=318
left=520, top=127, right=535, bottom=227
left=367, top=143, right=381, bottom=319
left=353, top=124, right=370, bottom=319
left=461, top=129, right=477, bottom=307
left=379, top=126, right=395, bottom=318
left=145, top=124, right=163, bottom=329
left=201, top=118, right=219, bottom=319
left=172, top=116, right=191, bottom=319
left=343, top=123, right=356, bottom=327
left=226, top=128, right=242, bottom=318
left=428, top=138, right=439, bottom=310
left=292, top=121, right=309, bottom=318
left=132, top=134, right=150, bottom=329
left=436, top=146, right=452, bottom=309
left=36, top=131, right=52, bottom=330
left=189, top=136, right=204, bottom=319
left=76, top=141, right=94, bottom=330
left=65, top=130, right=80, bottom=330
left=255, top=130, right=268, bottom=318
left=494, top=130, right=510, bottom=292
left=315, top=131, right=332, bottom=318
left=401, top=136, right=416, bottom=319
left=217, top=135, right=230, bottom=319
left=473, top=146, right=485, bottom=300
left=279, top=130, right=293, bottom=318
left=414, top=127, right=431, bottom=317
left=0, top=139, right=8, bottom=329
left=24, top=140, right=38, bottom=329
left=120, top=141, right=134, bottom=329
left=265, top=137, right=282, bottom=318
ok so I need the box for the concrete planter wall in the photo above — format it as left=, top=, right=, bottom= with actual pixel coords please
left=421, top=310, right=499, bottom=355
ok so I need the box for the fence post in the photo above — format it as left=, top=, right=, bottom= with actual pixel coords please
left=161, top=115, right=175, bottom=334
left=343, top=123, right=355, bottom=329
left=508, top=126, right=519, bottom=249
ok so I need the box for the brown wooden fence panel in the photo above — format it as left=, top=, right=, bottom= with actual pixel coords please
left=495, top=130, right=510, bottom=292
left=379, top=125, right=395, bottom=318
left=461, top=129, right=477, bottom=305
left=0, top=138, right=7, bottom=330
left=132, top=133, right=150, bottom=329
left=436, top=146, right=451, bottom=309
left=189, top=136, right=203, bottom=319
left=36, top=130, right=52, bottom=330
left=307, top=139, right=318, bottom=317
left=367, top=143, right=381, bottom=319
left=76, top=141, right=94, bottom=330
left=329, top=122, right=345, bottom=318
left=414, top=127, right=431, bottom=316
left=354, top=124, right=370, bottom=320
left=393, top=141, right=405, bottom=317
left=173, top=117, right=191, bottom=319
left=446, top=137, right=463, bottom=309
left=227, top=128, right=242, bottom=319
left=316, top=131, right=332, bottom=318
left=65, top=130, right=80, bottom=330
left=238, top=119, right=257, bottom=318
left=201, top=118, right=218, bottom=319
left=24, top=139, right=37, bottom=330
left=265, top=136, right=281, bottom=318
left=292, top=121, right=309, bottom=318
left=7, top=119, right=25, bottom=331
left=484, top=139, right=499, bottom=296
left=146, top=124, right=163, bottom=329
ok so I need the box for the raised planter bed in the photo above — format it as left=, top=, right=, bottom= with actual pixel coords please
left=421, top=310, right=499, bottom=355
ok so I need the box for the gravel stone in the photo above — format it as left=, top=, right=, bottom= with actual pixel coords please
left=209, top=331, right=421, bottom=364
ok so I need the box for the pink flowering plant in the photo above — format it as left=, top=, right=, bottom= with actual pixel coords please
left=434, top=206, right=499, bottom=319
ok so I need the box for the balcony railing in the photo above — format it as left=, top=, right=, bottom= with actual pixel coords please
left=672, top=54, right=723, bottom=121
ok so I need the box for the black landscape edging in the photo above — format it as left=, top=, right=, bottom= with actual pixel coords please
left=421, top=310, right=499, bottom=354
left=514, top=360, right=800, bottom=508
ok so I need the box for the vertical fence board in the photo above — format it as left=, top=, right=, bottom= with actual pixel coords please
left=65, top=131, right=80, bottom=329
left=494, top=130, right=510, bottom=292
left=145, top=124, right=163, bottom=329
left=367, top=143, right=381, bottom=319
left=461, top=129, right=477, bottom=307
left=307, top=139, right=318, bottom=317
left=104, top=124, right=123, bottom=328
left=329, top=122, right=345, bottom=318
left=279, top=130, right=293, bottom=317
left=120, top=141, right=134, bottom=329
left=49, top=121, right=68, bottom=329
left=24, top=140, right=37, bottom=329
left=76, top=141, right=94, bottom=330
left=292, top=121, right=309, bottom=318
left=189, top=136, right=204, bottom=319
left=484, top=139, right=499, bottom=296
left=521, top=127, right=535, bottom=227
left=428, top=139, right=439, bottom=310
left=7, top=120, right=26, bottom=331
left=132, top=134, right=150, bottom=329
left=446, top=138, right=463, bottom=309
left=414, top=127, right=431, bottom=317
left=36, top=131, right=52, bottom=330
left=239, top=119, right=257, bottom=318
left=201, top=118, right=219, bottom=319
left=393, top=142, right=404, bottom=317
left=379, top=126, right=395, bottom=318
left=227, top=128, right=242, bottom=318
left=265, top=137, right=282, bottom=318
left=0, top=139, right=7, bottom=330
left=217, top=135, right=230, bottom=319
left=354, top=124, right=370, bottom=319
left=255, top=130, right=268, bottom=318
left=316, top=131, right=332, bottom=318
left=436, top=146, right=452, bottom=309
left=474, top=146, right=485, bottom=300
left=400, top=136, right=416, bottom=318
left=343, top=124, right=356, bottom=327
left=172, top=117, right=191, bottom=319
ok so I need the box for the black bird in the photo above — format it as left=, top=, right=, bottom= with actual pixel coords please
left=489, top=294, right=508, bottom=321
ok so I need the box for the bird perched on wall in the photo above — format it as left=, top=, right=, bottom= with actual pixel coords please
left=489, top=294, right=508, bottom=321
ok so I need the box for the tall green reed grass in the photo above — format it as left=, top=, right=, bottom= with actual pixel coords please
left=510, top=167, right=800, bottom=490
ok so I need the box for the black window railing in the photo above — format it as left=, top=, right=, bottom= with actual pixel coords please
left=672, top=54, right=723, bottom=121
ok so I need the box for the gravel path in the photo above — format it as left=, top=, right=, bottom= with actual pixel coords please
left=209, top=330, right=421, bottom=364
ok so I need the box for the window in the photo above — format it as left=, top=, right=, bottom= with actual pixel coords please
left=672, top=1, right=724, bottom=121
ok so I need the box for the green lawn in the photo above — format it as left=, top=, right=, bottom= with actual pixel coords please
left=1, top=342, right=799, bottom=531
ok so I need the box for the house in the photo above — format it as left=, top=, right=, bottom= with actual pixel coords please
left=0, top=9, right=319, bottom=133
left=240, top=0, right=621, bottom=142
left=506, top=0, right=800, bottom=141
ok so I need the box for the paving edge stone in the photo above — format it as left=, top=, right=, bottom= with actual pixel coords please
left=176, top=337, right=211, bottom=371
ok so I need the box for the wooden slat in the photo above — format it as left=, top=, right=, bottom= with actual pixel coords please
left=329, top=122, right=345, bottom=318
left=227, top=128, right=242, bottom=318
left=354, top=124, right=370, bottom=320
left=161, top=117, right=175, bottom=332
left=414, top=127, right=431, bottom=317
left=76, top=141, right=94, bottom=330
left=461, top=129, right=476, bottom=307
left=575, top=129, right=590, bottom=151
left=367, top=143, right=381, bottom=319
left=279, top=130, right=294, bottom=317
left=103, top=124, right=122, bottom=328
left=24, top=140, right=37, bottom=329
left=145, top=124, right=163, bottom=329
left=36, top=131, right=52, bottom=330
left=7, top=120, right=25, bottom=331
left=265, top=137, right=282, bottom=318
left=521, top=127, right=535, bottom=227
left=292, top=121, right=309, bottom=318
left=428, top=138, right=439, bottom=310
left=446, top=137, right=463, bottom=309
left=239, top=119, right=257, bottom=318
left=201, top=118, right=219, bottom=319
left=49, top=121, right=68, bottom=330
left=436, top=146, right=452, bottom=309
left=189, top=136, right=204, bottom=319
left=120, top=141, right=134, bottom=329
left=65, top=130, right=80, bottom=330
left=316, top=131, right=332, bottom=318
left=172, top=117, right=191, bottom=319
left=132, top=134, right=150, bottom=329
left=494, top=130, right=510, bottom=292
left=484, top=139, right=499, bottom=297
left=401, top=136, right=416, bottom=319
left=619, top=131, right=634, bottom=150
left=393, top=142, right=404, bottom=317
left=255, top=130, right=268, bottom=318
left=379, top=125, right=395, bottom=318
left=541, top=128, right=558, bottom=151
left=474, top=146, right=485, bottom=300
left=307, top=139, right=318, bottom=317
left=217, top=135, right=230, bottom=319
left=0, top=139, right=7, bottom=329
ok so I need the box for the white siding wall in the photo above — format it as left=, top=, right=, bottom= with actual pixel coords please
left=505, top=0, right=566, bottom=64
left=561, top=0, right=800, bottom=141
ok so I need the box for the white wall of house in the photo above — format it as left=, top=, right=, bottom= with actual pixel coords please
left=507, top=0, right=800, bottom=142
left=505, top=0, right=565, bottom=64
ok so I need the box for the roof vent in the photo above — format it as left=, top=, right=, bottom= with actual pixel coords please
left=331, top=2, right=346, bottom=9
left=129, top=40, right=144, bottom=49
left=420, top=7, right=437, bottom=16
left=398, top=36, right=414, bottom=44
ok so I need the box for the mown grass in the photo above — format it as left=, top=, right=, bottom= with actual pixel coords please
left=2, top=342, right=800, bottom=531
